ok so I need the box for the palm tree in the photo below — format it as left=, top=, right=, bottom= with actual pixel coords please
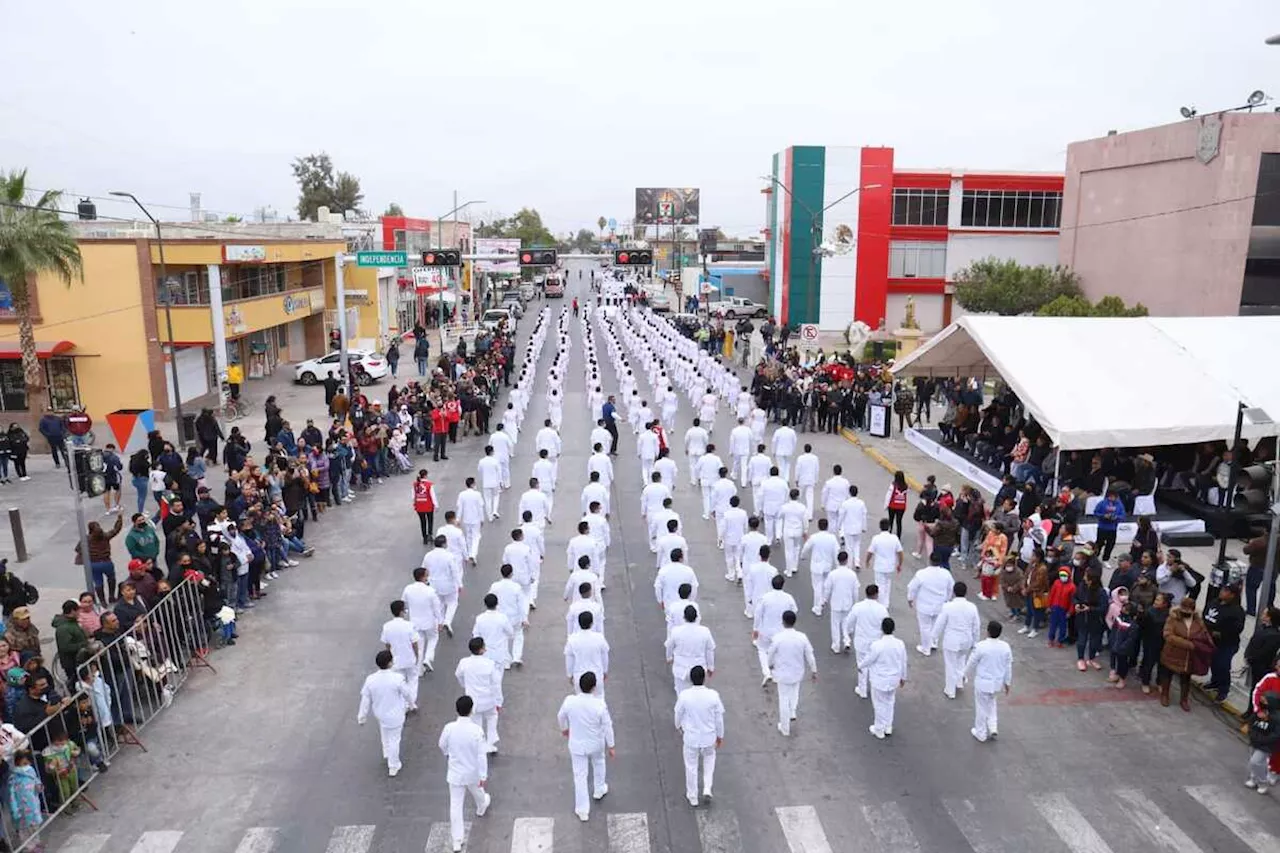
left=597, top=215, right=607, bottom=236
left=0, top=170, right=83, bottom=405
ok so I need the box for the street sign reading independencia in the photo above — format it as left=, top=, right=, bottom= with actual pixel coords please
left=356, top=251, right=408, bottom=267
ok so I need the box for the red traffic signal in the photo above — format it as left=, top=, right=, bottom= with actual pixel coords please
left=519, top=248, right=557, bottom=266
left=421, top=250, right=461, bottom=266
left=614, top=249, right=653, bottom=266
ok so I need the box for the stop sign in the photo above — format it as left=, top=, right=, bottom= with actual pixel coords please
left=66, top=411, right=93, bottom=437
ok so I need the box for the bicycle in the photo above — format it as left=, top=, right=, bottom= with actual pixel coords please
left=221, top=396, right=248, bottom=422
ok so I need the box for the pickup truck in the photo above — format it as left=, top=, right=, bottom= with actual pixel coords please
left=708, top=296, right=768, bottom=319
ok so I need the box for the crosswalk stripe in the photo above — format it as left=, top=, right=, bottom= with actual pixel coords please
left=861, top=802, right=921, bottom=852
left=1186, top=784, right=1276, bottom=853
left=942, top=798, right=1012, bottom=853
left=129, top=831, right=185, bottom=853
left=696, top=809, right=746, bottom=853
left=607, top=813, right=651, bottom=853
left=1029, top=793, right=1113, bottom=853
left=233, top=828, right=279, bottom=853
left=511, top=817, right=554, bottom=853
left=426, top=820, right=469, bottom=853
left=325, top=825, right=377, bottom=853
left=776, top=805, right=833, bottom=853
left=57, top=835, right=111, bottom=853
left=1114, top=790, right=1202, bottom=853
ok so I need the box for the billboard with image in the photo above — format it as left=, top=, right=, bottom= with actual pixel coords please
left=635, top=188, right=700, bottom=225
left=474, top=238, right=522, bottom=273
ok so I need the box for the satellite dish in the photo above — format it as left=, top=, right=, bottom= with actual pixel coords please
left=1179, top=106, right=1196, bottom=119
left=1248, top=89, right=1268, bottom=106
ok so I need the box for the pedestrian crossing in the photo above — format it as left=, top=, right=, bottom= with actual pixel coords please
left=49, top=783, right=1280, bottom=853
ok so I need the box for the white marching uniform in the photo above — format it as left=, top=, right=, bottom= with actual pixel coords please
left=836, top=496, right=868, bottom=566
left=771, top=426, right=798, bottom=482
left=932, top=597, right=981, bottom=698
left=801, top=530, right=840, bottom=614
left=860, top=634, right=908, bottom=736
left=402, top=580, right=444, bottom=671
left=557, top=692, right=615, bottom=820
left=358, top=668, right=415, bottom=775
left=794, top=452, right=820, bottom=521
left=844, top=598, right=889, bottom=696
left=964, top=637, right=1013, bottom=742
left=438, top=716, right=490, bottom=849
left=488, top=578, right=528, bottom=663
left=665, top=622, right=716, bottom=694
left=674, top=685, right=725, bottom=804
left=455, top=653, right=503, bottom=750
left=477, top=457, right=503, bottom=520
left=753, top=589, right=797, bottom=681
left=720, top=506, right=749, bottom=580
left=423, top=546, right=464, bottom=632
left=456, top=488, right=485, bottom=559
left=822, top=565, right=861, bottom=652
left=821, top=476, right=850, bottom=529
left=564, top=631, right=611, bottom=700
left=696, top=453, right=723, bottom=517
left=777, top=499, right=808, bottom=576
left=766, top=627, right=816, bottom=736
left=906, top=565, right=955, bottom=655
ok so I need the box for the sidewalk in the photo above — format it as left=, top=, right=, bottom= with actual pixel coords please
left=838, top=414, right=1261, bottom=719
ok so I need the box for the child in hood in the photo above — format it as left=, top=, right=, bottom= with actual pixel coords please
left=1046, top=569, right=1077, bottom=649
left=1107, top=594, right=1140, bottom=688
left=1246, top=695, right=1280, bottom=793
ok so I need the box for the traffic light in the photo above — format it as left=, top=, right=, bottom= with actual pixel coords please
left=519, top=248, right=557, bottom=266
left=74, top=448, right=107, bottom=497
left=421, top=250, right=461, bottom=266
left=614, top=249, right=653, bottom=266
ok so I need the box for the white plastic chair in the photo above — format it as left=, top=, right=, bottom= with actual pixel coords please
left=1133, top=482, right=1157, bottom=517
left=1084, top=477, right=1109, bottom=516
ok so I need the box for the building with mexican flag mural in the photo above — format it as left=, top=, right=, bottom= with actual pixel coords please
left=765, top=145, right=1063, bottom=333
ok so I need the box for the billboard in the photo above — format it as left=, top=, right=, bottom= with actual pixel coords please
left=474, top=238, right=522, bottom=274
left=635, top=188, right=700, bottom=225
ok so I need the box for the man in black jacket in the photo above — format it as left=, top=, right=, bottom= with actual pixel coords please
left=94, top=614, right=136, bottom=724
left=1203, top=584, right=1247, bottom=702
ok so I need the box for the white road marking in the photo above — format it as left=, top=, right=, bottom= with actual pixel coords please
left=1029, top=792, right=1114, bottom=853
left=776, top=805, right=834, bottom=853
left=942, top=799, right=1006, bottom=853
left=232, top=828, right=279, bottom=853
left=57, top=835, right=111, bottom=853
left=607, top=813, right=651, bottom=853
left=426, top=821, right=469, bottom=853
left=1114, top=790, right=1203, bottom=853
left=128, top=832, right=185, bottom=853
left=861, top=802, right=921, bottom=852
left=324, top=825, right=377, bottom=853
left=1186, top=784, right=1276, bottom=853
left=696, top=809, right=746, bottom=853
left=511, top=817, right=554, bottom=853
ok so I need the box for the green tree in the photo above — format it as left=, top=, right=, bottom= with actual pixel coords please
left=597, top=216, right=607, bottom=235
left=331, top=172, right=364, bottom=217
left=0, top=170, right=83, bottom=404
left=572, top=228, right=599, bottom=253
left=223, top=215, right=242, bottom=223
left=474, top=208, right=557, bottom=247
left=1038, top=293, right=1149, bottom=317
left=953, top=257, right=1083, bottom=315
left=385, top=202, right=404, bottom=217
left=290, top=153, right=364, bottom=219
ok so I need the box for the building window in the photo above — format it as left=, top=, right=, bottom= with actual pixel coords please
left=393, top=230, right=407, bottom=252
left=222, top=265, right=287, bottom=301
left=170, top=269, right=211, bottom=305
left=892, top=189, right=949, bottom=226
left=960, top=190, right=1062, bottom=228
left=0, top=363, right=25, bottom=411
left=889, top=241, right=947, bottom=278
left=45, top=357, right=79, bottom=411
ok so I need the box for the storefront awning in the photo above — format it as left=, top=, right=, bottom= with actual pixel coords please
left=0, top=340, right=76, bottom=359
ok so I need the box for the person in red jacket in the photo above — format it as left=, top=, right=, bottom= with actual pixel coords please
left=430, top=405, right=450, bottom=462
left=1046, top=569, right=1077, bottom=649
left=444, top=395, right=462, bottom=444
left=413, top=469, right=438, bottom=544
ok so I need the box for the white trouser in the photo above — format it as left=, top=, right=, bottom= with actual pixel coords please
left=498, top=458, right=511, bottom=488
left=777, top=680, right=801, bottom=735
left=777, top=455, right=792, bottom=483
left=943, top=647, right=969, bottom=697
left=714, top=512, right=726, bottom=544
left=974, top=690, right=998, bottom=739
left=640, top=457, right=655, bottom=482
left=520, top=581, right=537, bottom=612
left=751, top=485, right=763, bottom=515
left=415, top=628, right=440, bottom=670
left=439, top=591, right=459, bottom=630
left=474, top=706, right=500, bottom=748
left=541, top=487, right=555, bottom=514
left=743, top=580, right=756, bottom=617
left=570, top=750, right=607, bottom=817
left=782, top=535, right=802, bottom=575
left=689, top=452, right=704, bottom=486
left=830, top=608, right=850, bottom=652
left=482, top=488, right=501, bottom=519
left=756, top=633, right=774, bottom=679
left=594, top=544, right=608, bottom=586
left=724, top=543, right=743, bottom=581
left=916, top=611, right=938, bottom=653
left=800, top=485, right=815, bottom=521
left=449, top=782, right=486, bottom=845
left=871, top=687, right=896, bottom=732
left=673, top=668, right=691, bottom=695
left=663, top=409, right=676, bottom=431
left=763, top=511, right=780, bottom=541
left=511, top=622, right=525, bottom=663
left=683, top=743, right=716, bottom=800
left=844, top=534, right=863, bottom=567
left=394, top=666, right=419, bottom=708
left=875, top=572, right=893, bottom=607
left=809, top=570, right=828, bottom=614
left=700, top=484, right=714, bottom=518
left=462, top=523, right=482, bottom=559
left=379, top=723, right=403, bottom=771
left=734, top=454, right=748, bottom=485
left=854, top=644, right=872, bottom=696
left=825, top=509, right=840, bottom=530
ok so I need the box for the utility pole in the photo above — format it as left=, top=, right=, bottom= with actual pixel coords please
left=335, top=254, right=352, bottom=398
left=65, top=441, right=94, bottom=594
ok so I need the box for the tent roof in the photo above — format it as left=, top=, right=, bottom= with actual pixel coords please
left=891, top=315, right=1280, bottom=450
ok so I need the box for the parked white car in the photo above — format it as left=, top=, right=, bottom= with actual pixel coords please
left=294, top=350, right=388, bottom=385
left=709, top=296, right=768, bottom=319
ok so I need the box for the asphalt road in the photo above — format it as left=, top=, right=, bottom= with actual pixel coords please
left=45, top=260, right=1280, bottom=853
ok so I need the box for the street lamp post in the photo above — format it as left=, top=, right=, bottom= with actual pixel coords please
left=111, top=191, right=187, bottom=447
left=434, top=197, right=485, bottom=350
left=761, top=177, right=880, bottom=328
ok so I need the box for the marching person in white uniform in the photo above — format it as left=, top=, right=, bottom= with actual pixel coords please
left=519, top=478, right=552, bottom=529
left=932, top=581, right=981, bottom=699
left=423, top=534, right=464, bottom=635
left=845, top=584, right=889, bottom=696
left=381, top=600, right=421, bottom=709
left=778, top=489, right=808, bottom=576
left=565, top=611, right=611, bottom=699
left=766, top=610, right=817, bottom=736
left=438, top=695, right=491, bottom=852
left=696, top=446, right=723, bottom=518
left=532, top=450, right=558, bottom=511
left=503, top=528, right=538, bottom=611
left=567, top=581, right=604, bottom=636
left=557, top=671, right=616, bottom=822
left=654, top=450, right=678, bottom=491
left=710, top=468, right=737, bottom=545
left=821, top=550, right=860, bottom=652
left=866, top=518, right=904, bottom=605
left=583, top=501, right=611, bottom=580
left=729, top=419, right=753, bottom=485
left=860, top=616, right=908, bottom=739
left=588, top=444, right=615, bottom=489
left=837, top=485, right=868, bottom=566
left=794, top=444, right=821, bottom=523
left=821, top=466, right=851, bottom=529
left=801, top=518, right=841, bottom=614
left=665, top=604, right=716, bottom=694
left=473, top=593, right=515, bottom=674
left=655, top=517, right=689, bottom=570
left=565, top=553, right=604, bottom=605
left=581, top=471, right=611, bottom=519
left=357, top=650, right=415, bottom=777
left=455, top=636, right=504, bottom=753
left=964, top=621, right=1013, bottom=742
left=489, top=566, right=528, bottom=664
left=477, top=448, right=503, bottom=521
left=674, top=665, right=724, bottom=806
left=907, top=557, right=955, bottom=656
left=685, top=419, right=710, bottom=485
left=403, top=567, right=444, bottom=672
left=720, top=496, right=749, bottom=581
left=771, top=423, right=798, bottom=483
left=456, top=478, right=485, bottom=563
left=747, top=446, right=773, bottom=514
left=753, top=573, right=798, bottom=685
left=488, top=425, right=515, bottom=489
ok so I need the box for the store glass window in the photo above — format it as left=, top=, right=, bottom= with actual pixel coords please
left=0, top=363, right=25, bottom=411
left=45, top=357, right=79, bottom=410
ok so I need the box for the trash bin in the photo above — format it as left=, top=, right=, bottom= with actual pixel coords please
left=180, top=413, right=198, bottom=444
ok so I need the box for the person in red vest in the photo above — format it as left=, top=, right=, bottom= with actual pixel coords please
left=413, top=469, right=439, bottom=544
left=444, top=394, right=462, bottom=445
left=884, top=470, right=909, bottom=539
left=430, top=404, right=450, bottom=462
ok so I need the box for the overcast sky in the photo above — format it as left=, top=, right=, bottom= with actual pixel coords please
left=2, top=0, right=1276, bottom=238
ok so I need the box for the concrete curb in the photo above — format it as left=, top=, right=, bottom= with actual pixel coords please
left=839, top=428, right=924, bottom=492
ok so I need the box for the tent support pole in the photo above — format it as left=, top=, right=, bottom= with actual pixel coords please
left=1051, top=450, right=1062, bottom=495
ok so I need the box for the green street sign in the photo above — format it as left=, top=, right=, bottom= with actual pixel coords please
left=356, top=251, right=407, bottom=267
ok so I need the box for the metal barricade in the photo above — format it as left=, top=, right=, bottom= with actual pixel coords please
left=1, top=579, right=219, bottom=851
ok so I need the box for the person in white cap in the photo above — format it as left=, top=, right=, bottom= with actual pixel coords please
left=964, top=620, right=1013, bottom=742
left=674, top=665, right=724, bottom=806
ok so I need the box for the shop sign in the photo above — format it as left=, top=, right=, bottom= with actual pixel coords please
left=283, top=292, right=311, bottom=315
left=223, top=245, right=267, bottom=263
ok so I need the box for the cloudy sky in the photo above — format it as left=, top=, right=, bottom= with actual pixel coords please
left=1, top=0, right=1276, bottom=237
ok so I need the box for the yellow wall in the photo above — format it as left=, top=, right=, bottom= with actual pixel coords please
left=151, top=240, right=345, bottom=267
left=0, top=242, right=156, bottom=416
left=157, top=286, right=326, bottom=344
left=323, top=265, right=384, bottom=343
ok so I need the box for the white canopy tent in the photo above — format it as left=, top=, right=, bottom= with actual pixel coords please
left=891, top=315, right=1280, bottom=451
